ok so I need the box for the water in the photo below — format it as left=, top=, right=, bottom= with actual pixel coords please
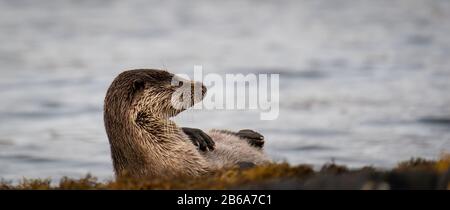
left=0, top=0, right=449, bottom=181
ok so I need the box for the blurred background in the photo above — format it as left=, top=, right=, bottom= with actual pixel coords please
left=0, top=0, right=449, bottom=181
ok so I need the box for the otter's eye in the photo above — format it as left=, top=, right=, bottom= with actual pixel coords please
left=171, top=75, right=187, bottom=88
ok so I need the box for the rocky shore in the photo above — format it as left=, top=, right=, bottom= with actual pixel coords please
left=1, top=156, right=449, bottom=190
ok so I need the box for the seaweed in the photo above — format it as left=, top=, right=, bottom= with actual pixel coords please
left=0, top=156, right=449, bottom=190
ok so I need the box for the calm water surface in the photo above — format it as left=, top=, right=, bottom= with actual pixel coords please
left=0, top=0, right=449, bottom=181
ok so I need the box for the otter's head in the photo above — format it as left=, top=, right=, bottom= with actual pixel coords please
left=105, top=69, right=206, bottom=120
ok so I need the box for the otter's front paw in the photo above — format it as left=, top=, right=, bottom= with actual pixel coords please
left=236, top=129, right=265, bottom=148
left=182, top=127, right=215, bottom=151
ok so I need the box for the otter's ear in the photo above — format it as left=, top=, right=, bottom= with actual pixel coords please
left=132, top=79, right=145, bottom=92
left=128, top=79, right=146, bottom=101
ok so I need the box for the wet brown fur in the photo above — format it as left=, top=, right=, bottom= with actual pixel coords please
left=104, top=69, right=270, bottom=179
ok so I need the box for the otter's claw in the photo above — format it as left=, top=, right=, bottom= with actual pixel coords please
left=182, top=127, right=215, bottom=151
left=236, top=129, right=265, bottom=148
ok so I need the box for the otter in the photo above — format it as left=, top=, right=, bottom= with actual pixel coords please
left=104, top=69, right=271, bottom=178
